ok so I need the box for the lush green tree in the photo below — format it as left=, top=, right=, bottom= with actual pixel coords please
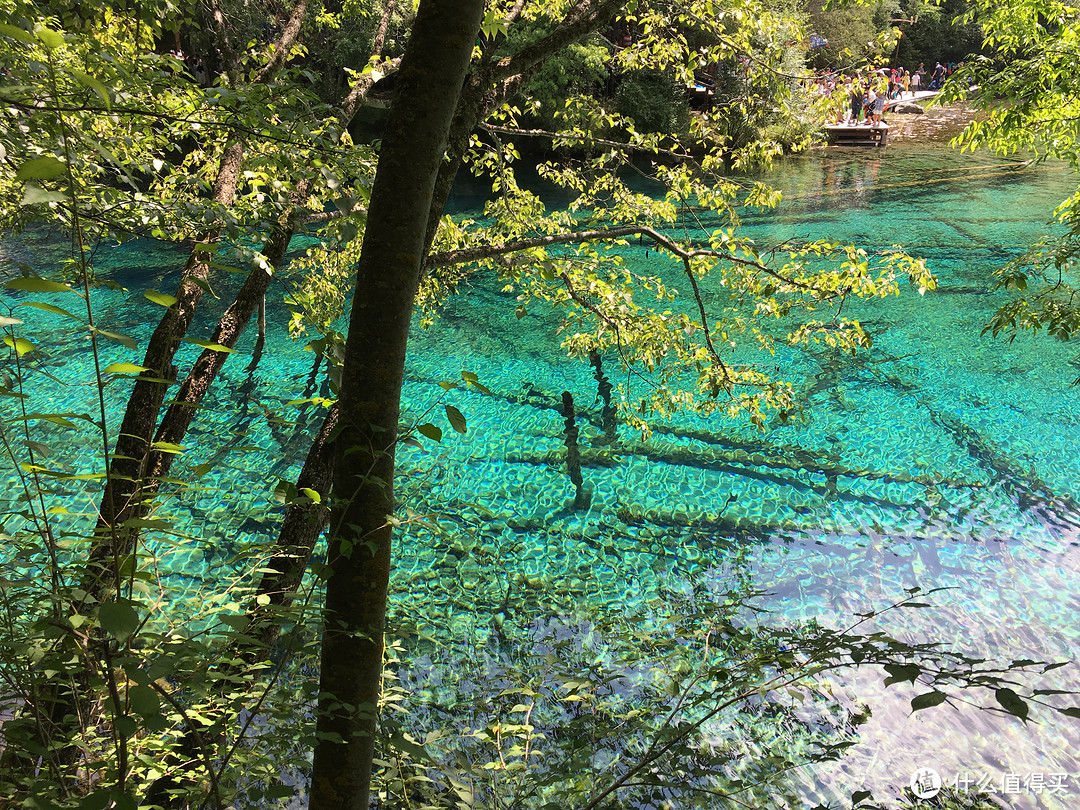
left=1, top=1, right=1072, bottom=809
left=893, top=0, right=982, bottom=70
left=804, top=0, right=883, bottom=70
left=944, top=0, right=1080, bottom=354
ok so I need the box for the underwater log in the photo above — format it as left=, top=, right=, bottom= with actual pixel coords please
left=589, top=349, right=617, bottom=443
left=562, top=391, right=589, bottom=510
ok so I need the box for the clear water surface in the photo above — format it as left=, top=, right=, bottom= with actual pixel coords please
left=1, top=138, right=1079, bottom=808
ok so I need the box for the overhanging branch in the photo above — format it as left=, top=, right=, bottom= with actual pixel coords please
left=480, top=123, right=693, bottom=162
left=426, top=224, right=819, bottom=294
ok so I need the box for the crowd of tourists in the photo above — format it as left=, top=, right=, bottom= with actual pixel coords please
left=809, top=61, right=959, bottom=125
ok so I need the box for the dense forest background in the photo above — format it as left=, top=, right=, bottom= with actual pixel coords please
left=1, top=0, right=1078, bottom=809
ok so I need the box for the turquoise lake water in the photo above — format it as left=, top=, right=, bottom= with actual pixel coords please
left=2, top=139, right=1079, bottom=807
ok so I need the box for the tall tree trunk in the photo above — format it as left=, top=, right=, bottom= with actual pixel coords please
left=87, top=0, right=314, bottom=606
left=87, top=140, right=244, bottom=596
left=146, top=224, right=294, bottom=481
left=308, top=2, right=485, bottom=808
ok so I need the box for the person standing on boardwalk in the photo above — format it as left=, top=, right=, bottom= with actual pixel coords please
left=847, top=79, right=864, bottom=124
left=914, top=62, right=925, bottom=92
left=930, top=61, right=945, bottom=90
left=872, top=85, right=885, bottom=124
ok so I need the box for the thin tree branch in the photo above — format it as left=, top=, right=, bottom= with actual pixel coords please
left=427, top=225, right=818, bottom=294
left=485, top=0, right=625, bottom=86
left=339, top=0, right=401, bottom=123
left=679, top=253, right=730, bottom=381
left=5, top=101, right=353, bottom=157
left=255, top=0, right=312, bottom=83
left=295, top=201, right=365, bottom=227
left=480, top=122, right=693, bottom=162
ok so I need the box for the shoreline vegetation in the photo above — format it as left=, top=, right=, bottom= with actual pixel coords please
left=3, top=1, right=1079, bottom=809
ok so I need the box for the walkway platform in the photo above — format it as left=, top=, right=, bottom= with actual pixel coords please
left=883, top=90, right=939, bottom=111
left=826, top=123, right=889, bottom=148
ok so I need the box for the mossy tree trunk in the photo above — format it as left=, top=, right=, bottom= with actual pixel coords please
left=307, top=2, right=485, bottom=808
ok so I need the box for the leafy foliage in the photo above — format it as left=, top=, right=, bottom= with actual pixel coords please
left=0, top=1, right=1075, bottom=809
left=944, top=0, right=1080, bottom=371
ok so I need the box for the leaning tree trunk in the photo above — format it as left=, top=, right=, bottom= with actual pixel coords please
left=308, top=2, right=485, bottom=808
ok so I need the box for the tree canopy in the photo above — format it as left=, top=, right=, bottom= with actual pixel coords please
left=0, top=1, right=1070, bottom=809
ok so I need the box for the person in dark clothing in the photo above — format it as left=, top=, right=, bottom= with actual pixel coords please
left=848, top=81, right=864, bottom=124
left=929, top=61, right=945, bottom=90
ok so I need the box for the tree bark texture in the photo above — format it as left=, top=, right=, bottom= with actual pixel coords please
left=420, top=0, right=627, bottom=269
left=308, top=2, right=485, bottom=808
left=245, top=404, right=338, bottom=653
left=146, top=224, right=294, bottom=482
left=89, top=140, right=244, bottom=591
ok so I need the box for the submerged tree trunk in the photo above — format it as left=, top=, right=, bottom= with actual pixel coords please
left=308, top=2, right=485, bottom=808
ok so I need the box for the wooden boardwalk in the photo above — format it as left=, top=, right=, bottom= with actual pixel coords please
left=825, top=91, right=940, bottom=147
left=825, top=123, right=889, bottom=148
left=883, top=89, right=939, bottom=110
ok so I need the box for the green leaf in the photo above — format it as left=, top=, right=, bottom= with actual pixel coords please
left=461, top=370, right=493, bottom=395
left=114, top=715, right=137, bottom=738
left=23, top=412, right=78, bottom=428
left=187, top=276, right=218, bottom=298
left=274, top=480, right=297, bottom=504
left=883, top=663, right=920, bottom=686
left=186, top=339, right=237, bottom=353
left=77, top=789, right=111, bottom=810
left=852, top=790, right=872, bottom=805
left=1057, top=707, right=1080, bottom=719
left=910, top=691, right=948, bottom=712
left=128, top=684, right=160, bottom=718
left=15, top=155, right=66, bottom=181
left=995, top=687, right=1029, bottom=721
left=445, top=404, right=467, bottom=434
left=34, top=26, right=64, bottom=50
left=21, top=184, right=68, bottom=205
left=417, top=423, right=442, bottom=443
left=4, top=277, right=74, bottom=294
left=0, top=23, right=36, bottom=45
left=92, top=328, right=137, bottom=350
left=144, top=291, right=177, bottom=308
left=3, top=336, right=36, bottom=356
left=72, top=71, right=110, bottom=108
left=150, top=441, right=186, bottom=454
left=98, top=600, right=140, bottom=642
left=25, top=439, right=49, bottom=457
left=121, top=517, right=172, bottom=530
left=20, top=301, right=79, bottom=319
left=104, top=362, right=150, bottom=374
